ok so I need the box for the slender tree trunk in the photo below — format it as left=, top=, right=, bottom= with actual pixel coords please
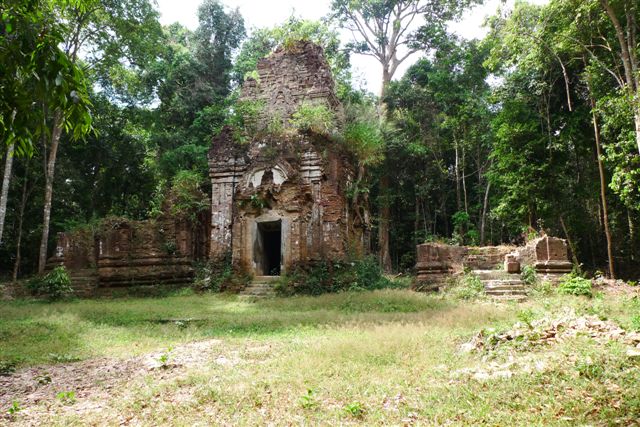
left=635, top=107, right=640, bottom=155
left=377, top=67, right=392, bottom=272
left=454, top=136, right=461, bottom=212
left=378, top=173, right=392, bottom=271
left=414, top=195, right=420, bottom=245
left=628, top=209, right=636, bottom=261
left=38, top=111, right=63, bottom=273
left=462, top=145, right=468, bottom=214
left=13, top=163, right=30, bottom=281
left=589, top=95, right=616, bottom=279
left=0, top=143, right=15, bottom=244
left=480, top=180, right=491, bottom=245
left=559, top=216, right=580, bottom=266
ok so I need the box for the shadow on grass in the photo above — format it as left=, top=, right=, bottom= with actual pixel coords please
left=0, top=289, right=470, bottom=367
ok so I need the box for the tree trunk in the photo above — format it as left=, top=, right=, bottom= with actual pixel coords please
left=462, top=145, right=468, bottom=214
left=480, top=180, right=491, bottom=245
left=378, top=173, right=392, bottom=272
left=628, top=208, right=636, bottom=261
left=454, top=136, right=461, bottom=212
left=0, top=143, right=15, bottom=244
left=377, top=65, right=393, bottom=272
left=635, top=106, right=640, bottom=155
left=559, top=216, right=580, bottom=266
left=414, top=195, right=420, bottom=245
left=589, top=96, right=616, bottom=279
left=38, top=111, right=63, bottom=273
left=13, top=163, right=30, bottom=281
left=600, top=0, right=640, bottom=154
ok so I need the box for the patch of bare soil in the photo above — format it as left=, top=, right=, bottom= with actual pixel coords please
left=0, top=339, right=227, bottom=424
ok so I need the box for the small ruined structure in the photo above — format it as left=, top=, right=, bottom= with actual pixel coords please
left=415, top=236, right=573, bottom=299
left=208, top=41, right=362, bottom=283
left=43, top=213, right=208, bottom=296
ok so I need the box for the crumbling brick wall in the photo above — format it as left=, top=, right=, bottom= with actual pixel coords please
left=209, top=41, right=364, bottom=278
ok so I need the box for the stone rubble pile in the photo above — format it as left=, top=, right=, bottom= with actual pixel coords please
left=460, top=308, right=640, bottom=354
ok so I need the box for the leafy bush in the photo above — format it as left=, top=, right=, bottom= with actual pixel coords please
left=192, top=258, right=232, bottom=293
left=521, top=265, right=537, bottom=286
left=343, top=121, right=384, bottom=166
left=168, top=170, right=209, bottom=221
left=450, top=272, right=485, bottom=300
left=27, top=266, right=73, bottom=300
left=275, top=256, right=395, bottom=296
left=531, top=279, right=553, bottom=296
left=557, top=274, right=593, bottom=297
left=289, top=102, right=336, bottom=136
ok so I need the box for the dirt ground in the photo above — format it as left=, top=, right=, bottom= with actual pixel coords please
left=0, top=339, right=232, bottom=425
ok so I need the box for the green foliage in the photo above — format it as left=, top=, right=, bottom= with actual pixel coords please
left=342, top=95, right=387, bottom=163
left=56, top=391, right=76, bottom=405
left=193, top=257, right=232, bottom=293
left=516, top=308, right=536, bottom=329
left=168, top=170, right=209, bottom=221
left=223, top=99, right=265, bottom=141
left=275, top=256, right=394, bottom=296
left=49, top=353, right=81, bottom=363
left=27, top=266, right=73, bottom=300
left=0, top=359, right=17, bottom=376
left=343, top=401, right=366, bottom=418
left=0, top=0, right=93, bottom=156
left=158, top=348, right=172, bottom=368
left=557, top=274, right=593, bottom=297
left=575, top=358, right=604, bottom=380
left=521, top=265, right=537, bottom=286
left=532, top=280, right=553, bottom=296
left=450, top=272, right=485, bottom=300
left=289, top=102, right=336, bottom=136
left=630, top=314, right=640, bottom=332
left=7, top=400, right=21, bottom=415
left=298, top=388, right=319, bottom=410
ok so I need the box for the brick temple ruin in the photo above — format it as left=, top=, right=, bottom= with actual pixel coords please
left=39, top=41, right=364, bottom=296
left=414, top=236, right=573, bottom=299
left=30, top=41, right=573, bottom=299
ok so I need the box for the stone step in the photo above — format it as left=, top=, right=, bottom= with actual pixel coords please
left=472, top=269, right=528, bottom=301
left=491, top=295, right=527, bottom=302
left=252, top=275, right=280, bottom=283
left=484, top=280, right=525, bottom=288
left=472, top=270, right=519, bottom=281
left=485, top=289, right=527, bottom=295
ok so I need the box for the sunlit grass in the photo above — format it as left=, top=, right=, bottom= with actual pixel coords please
left=2, top=288, right=640, bottom=425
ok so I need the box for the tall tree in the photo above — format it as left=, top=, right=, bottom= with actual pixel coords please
left=330, top=0, right=479, bottom=271
left=154, top=0, right=244, bottom=180
left=0, top=0, right=92, bottom=246
left=598, top=0, right=640, bottom=155
left=36, top=0, right=162, bottom=272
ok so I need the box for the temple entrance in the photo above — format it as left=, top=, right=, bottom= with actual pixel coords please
left=256, top=220, right=282, bottom=276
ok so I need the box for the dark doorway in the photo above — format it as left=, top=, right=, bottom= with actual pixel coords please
left=257, top=220, right=281, bottom=276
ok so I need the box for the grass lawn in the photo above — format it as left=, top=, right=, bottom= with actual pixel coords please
left=1, top=287, right=640, bottom=425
